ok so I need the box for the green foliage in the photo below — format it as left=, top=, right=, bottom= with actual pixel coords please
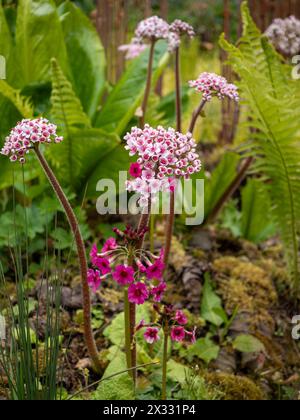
left=0, top=80, right=33, bottom=118
left=220, top=179, right=276, bottom=243
left=94, top=41, right=169, bottom=134
left=58, top=1, right=106, bottom=118
left=232, top=334, right=265, bottom=353
left=204, top=152, right=240, bottom=220
left=201, top=274, right=226, bottom=327
left=185, top=334, right=220, bottom=364
left=220, top=2, right=300, bottom=286
left=15, top=0, right=69, bottom=86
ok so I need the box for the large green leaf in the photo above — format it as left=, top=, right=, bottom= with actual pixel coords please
left=94, top=40, right=169, bottom=134
left=15, top=0, right=69, bottom=87
left=201, top=274, right=225, bottom=327
left=58, top=1, right=106, bottom=119
left=240, top=178, right=276, bottom=243
left=204, top=152, right=240, bottom=220
left=85, top=143, right=130, bottom=199
left=0, top=80, right=33, bottom=118
left=48, top=127, right=120, bottom=192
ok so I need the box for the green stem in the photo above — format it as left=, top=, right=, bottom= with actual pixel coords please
left=161, top=330, right=169, bottom=400
left=175, top=47, right=182, bottom=133
left=34, top=146, right=101, bottom=374
left=124, top=288, right=132, bottom=373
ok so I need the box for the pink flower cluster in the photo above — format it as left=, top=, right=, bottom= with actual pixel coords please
left=169, top=19, right=195, bottom=38
left=136, top=306, right=196, bottom=344
left=1, top=118, right=63, bottom=164
left=87, top=226, right=166, bottom=305
left=125, top=125, right=201, bottom=208
left=135, top=16, right=169, bottom=42
left=118, top=38, right=147, bottom=60
left=189, top=72, right=239, bottom=102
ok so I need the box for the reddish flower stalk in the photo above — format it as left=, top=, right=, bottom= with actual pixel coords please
left=140, top=40, right=156, bottom=127
left=188, top=99, right=207, bottom=135
left=161, top=327, right=169, bottom=400
left=34, top=145, right=101, bottom=373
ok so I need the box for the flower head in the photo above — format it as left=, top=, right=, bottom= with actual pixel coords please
left=146, top=259, right=165, bottom=281
left=102, top=237, right=118, bottom=253
left=113, top=265, right=135, bottom=285
left=151, top=282, right=167, bottom=303
left=169, top=19, right=195, bottom=38
left=135, top=16, right=169, bottom=42
left=144, top=327, right=160, bottom=344
left=174, top=310, right=188, bottom=325
left=189, top=72, right=239, bottom=102
left=94, top=257, right=111, bottom=275
left=128, top=282, right=149, bottom=305
left=119, top=38, right=147, bottom=60
left=265, top=16, right=300, bottom=57
left=125, top=125, right=201, bottom=207
left=1, top=118, right=63, bottom=164
left=168, top=19, right=195, bottom=51
left=87, top=269, right=102, bottom=293
left=170, top=326, right=185, bottom=342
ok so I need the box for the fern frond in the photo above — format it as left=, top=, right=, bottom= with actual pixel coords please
left=0, top=80, right=33, bottom=118
left=220, top=2, right=300, bottom=287
left=49, top=58, right=91, bottom=188
left=50, top=58, right=91, bottom=134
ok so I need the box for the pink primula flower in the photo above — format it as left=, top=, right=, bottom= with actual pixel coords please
left=144, top=327, right=160, bottom=344
left=128, top=282, right=149, bottom=305
left=175, top=310, right=188, bottom=325
left=170, top=326, right=185, bottom=342
left=113, top=265, right=135, bottom=285
left=87, top=269, right=102, bottom=293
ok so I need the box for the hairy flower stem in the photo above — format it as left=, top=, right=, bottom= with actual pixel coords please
left=140, top=40, right=156, bottom=127
left=163, top=46, right=181, bottom=268
left=164, top=191, right=175, bottom=267
left=124, top=288, right=133, bottom=376
left=188, top=99, right=207, bottom=134
left=34, top=146, right=101, bottom=373
left=175, top=47, right=182, bottom=133
left=207, top=156, right=254, bottom=224
left=161, top=329, right=169, bottom=400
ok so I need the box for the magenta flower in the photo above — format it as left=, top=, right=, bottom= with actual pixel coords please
left=129, top=162, right=142, bottom=178
left=119, top=38, right=147, bottom=60
left=144, top=327, right=160, bottom=344
left=94, top=257, right=111, bottom=275
left=101, top=237, right=118, bottom=253
left=135, top=16, right=169, bottom=42
left=174, top=310, right=188, bottom=325
left=170, top=326, right=185, bottom=342
left=1, top=118, right=63, bottom=164
left=113, top=265, right=135, bottom=285
left=128, top=282, right=149, bottom=305
left=151, top=282, right=167, bottom=303
left=189, top=72, right=239, bottom=102
left=146, top=259, right=165, bottom=281
left=87, top=269, right=102, bottom=293
left=125, top=125, right=201, bottom=207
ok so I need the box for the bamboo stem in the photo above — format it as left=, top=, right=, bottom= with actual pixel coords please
left=34, top=146, right=101, bottom=373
